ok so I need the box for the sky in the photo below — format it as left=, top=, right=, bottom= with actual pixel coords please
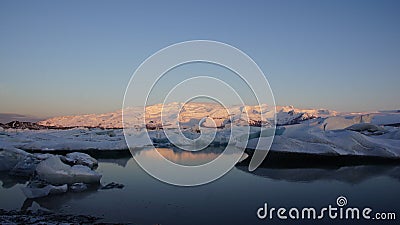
left=0, top=0, right=399, bottom=118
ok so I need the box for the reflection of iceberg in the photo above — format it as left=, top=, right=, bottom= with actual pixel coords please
left=21, top=184, right=68, bottom=199
left=20, top=185, right=99, bottom=211
left=236, top=165, right=400, bottom=184
left=97, top=157, right=130, bottom=167
left=132, top=146, right=243, bottom=155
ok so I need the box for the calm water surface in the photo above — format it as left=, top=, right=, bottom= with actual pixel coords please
left=0, top=147, right=399, bottom=224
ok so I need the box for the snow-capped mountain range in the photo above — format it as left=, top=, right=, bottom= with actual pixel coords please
left=38, top=102, right=338, bottom=129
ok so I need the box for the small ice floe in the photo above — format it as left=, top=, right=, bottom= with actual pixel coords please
left=62, top=152, right=98, bottom=169
left=36, top=156, right=101, bottom=185
left=100, top=182, right=124, bottom=190
left=33, top=153, right=54, bottom=160
left=69, top=182, right=88, bottom=192
left=21, top=180, right=68, bottom=199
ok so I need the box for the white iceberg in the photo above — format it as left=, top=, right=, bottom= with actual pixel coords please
left=36, top=156, right=101, bottom=185
left=243, top=123, right=400, bottom=158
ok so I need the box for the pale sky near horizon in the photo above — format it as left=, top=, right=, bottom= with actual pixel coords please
left=0, top=0, right=399, bottom=118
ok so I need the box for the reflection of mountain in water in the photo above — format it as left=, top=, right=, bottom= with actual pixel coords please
left=236, top=165, right=400, bottom=184
left=131, top=146, right=242, bottom=155
left=131, top=147, right=242, bottom=166
left=156, top=148, right=219, bottom=166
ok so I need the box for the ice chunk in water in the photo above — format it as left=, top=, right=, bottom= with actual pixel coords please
left=0, top=148, right=28, bottom=171
left=36, top=156, right=101, bottom=185
left=64, top=152, right=98, bottom=169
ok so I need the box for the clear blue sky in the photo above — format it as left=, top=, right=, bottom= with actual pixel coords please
left=0, top=0, right=399, bottom=118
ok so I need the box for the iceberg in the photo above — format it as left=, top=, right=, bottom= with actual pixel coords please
left=0, top=148, right=30, bottom=171
left=9, top=155, right=41, bottom=177
left=243, top=123, right=400, bottom=158
left=36, top=156, right=101, bottom=185
left=63, top=152, right=98, bottom=169
left=70, top=182, right=88, bottom=192
left=100, top=182, right=124, bottom=190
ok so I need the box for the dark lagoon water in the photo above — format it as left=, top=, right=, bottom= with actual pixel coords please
left=1, top=147, right=399, bottom=224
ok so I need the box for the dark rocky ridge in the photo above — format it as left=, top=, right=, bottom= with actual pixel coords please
left=0, top=121, right=49, bottom=130
left=0, top=121, right=117, bottom=130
